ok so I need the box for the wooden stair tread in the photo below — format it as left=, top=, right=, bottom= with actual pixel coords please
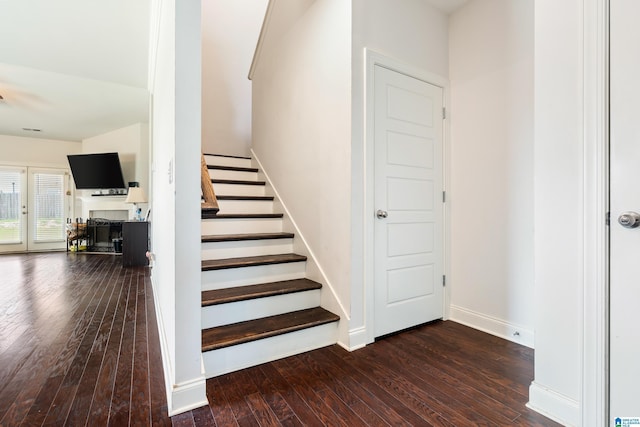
left=207, top=165, right=258, bottom=173
left=202, top=232, right=294, bottom=243
left=202, top=278, right=321, bottom=306
left=211, top=178, right=265, bottom=186
left=201, top=253, right=306, bottom=271
left=203, top=153, right=251, bottom=160
left=216, top=195, right=274, bottom=201
left=201, top=212, right=284, bottom=219
left=201, top=307, right=339, bottom=351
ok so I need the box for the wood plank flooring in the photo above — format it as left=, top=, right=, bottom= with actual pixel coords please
left=0, top=252, right=559, bottom=426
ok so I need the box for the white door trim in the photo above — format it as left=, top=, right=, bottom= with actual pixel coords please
left=582, top=0, right=608, bottom=424
left=363, top=49, right=450, bottom=345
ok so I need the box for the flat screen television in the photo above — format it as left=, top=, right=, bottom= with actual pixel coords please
left=67, top=152, right=126, bottom=190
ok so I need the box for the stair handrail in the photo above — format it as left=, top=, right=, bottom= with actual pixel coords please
left=248, top=0, right=275, bottom=81
left=201, top=153, right=219, bottom=214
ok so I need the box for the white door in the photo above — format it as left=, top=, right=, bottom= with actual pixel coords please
left=0, top=166, right=70, bottom=253
left=27, top=168, right=70, bottom=251
left=610, top=0, right=640, bottom=419
left=373, top=65, right=444, bottom=337
left=0, top=166, right=28, bottom=252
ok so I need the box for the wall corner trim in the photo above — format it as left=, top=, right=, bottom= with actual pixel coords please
left=527, top=381, right=580, bottom=427
left=150, top=274, right=208, bottom=417
left=347, top=327, right=368, bottom=351
left=167, top=377, right=208, bottom=417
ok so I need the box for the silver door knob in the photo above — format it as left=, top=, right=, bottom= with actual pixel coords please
left=376, top=209, right=388, bottom=219
left=618, top=211, right=640, bottom=228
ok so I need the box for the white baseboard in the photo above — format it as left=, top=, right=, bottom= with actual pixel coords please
left=168, top=377, right=209, bottom=417
left=347, top=326, right=368, bottom=351
left=150, top=274, right=208, bottom=416
left=527, top=381, right=579, bottom=426
left=449, top=304, right=534, bottom=348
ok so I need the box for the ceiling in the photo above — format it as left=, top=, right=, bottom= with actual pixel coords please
left=0, top=0, right=151, bottom=142
left=0, top=0, right=467, bottom=143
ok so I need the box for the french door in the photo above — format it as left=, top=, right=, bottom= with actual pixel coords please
left=0, top=166, right=71, bottom=253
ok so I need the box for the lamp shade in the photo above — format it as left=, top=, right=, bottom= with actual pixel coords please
left=125, top=187, right=147, bottom=204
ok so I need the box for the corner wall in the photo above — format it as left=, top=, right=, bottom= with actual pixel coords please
left=251, top=0, right=352, bottom=344
left=148, top=0, right=206, bottom=416
left=528, top=0, right=585, bottom=424
left=201, top=0, right=267, bottom=157
left=448, top=0, right=535, bottom=347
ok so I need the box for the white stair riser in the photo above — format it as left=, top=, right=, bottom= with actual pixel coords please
left=201, top=239, right=293, bottom=260
left=201, top=218, right=282, bottom=235
left=212, top=183, right=265, bottom=197
left=209, top=169, right=258, bottom=181
left=202, top=323, right=338, bottom=378
left=205, top=155, right=252, bottom=168
left=201, top=290, right=321, bottom=329
left=201, top=262, right=306, bottom=291
left=217, top=199, right=274, bottom=214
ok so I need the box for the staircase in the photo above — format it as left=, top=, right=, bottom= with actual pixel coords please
left=201, top=153, right=340, bottom=377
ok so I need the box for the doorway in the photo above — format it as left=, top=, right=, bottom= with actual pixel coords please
left=366, top=52, right=446, bottom=340
left=0, top=166, right=71, bottom=253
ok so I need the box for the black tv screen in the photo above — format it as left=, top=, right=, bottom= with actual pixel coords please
left=67, top=152, right=126, bottom=189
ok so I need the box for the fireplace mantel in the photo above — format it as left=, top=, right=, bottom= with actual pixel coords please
left=78, top=194, right=131, bottom=221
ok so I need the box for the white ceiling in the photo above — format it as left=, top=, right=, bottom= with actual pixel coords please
left=0, top=0, right=150, bottom=142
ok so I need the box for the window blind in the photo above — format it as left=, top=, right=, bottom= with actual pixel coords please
left=0, top=169, right=22, bottom=244
left=33, top=172, right=64, bottom=242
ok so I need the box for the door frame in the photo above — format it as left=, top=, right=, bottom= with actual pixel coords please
left=363, top=49, right=450, bottom=345
left=0, top=164, right=74, bottom=253
left=582, top=0, right=609, bottom=423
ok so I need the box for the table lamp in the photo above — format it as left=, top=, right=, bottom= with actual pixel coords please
left=125, top=187, right=147, bottom=221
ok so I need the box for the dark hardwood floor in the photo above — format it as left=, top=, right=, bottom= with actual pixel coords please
left=0, top=252, right=559, bottom=426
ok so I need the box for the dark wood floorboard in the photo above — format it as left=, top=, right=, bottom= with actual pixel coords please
left=0, top=252, right=560, bottom=426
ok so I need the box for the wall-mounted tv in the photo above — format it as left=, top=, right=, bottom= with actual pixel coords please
left=67, top=152, right=126, bottom=190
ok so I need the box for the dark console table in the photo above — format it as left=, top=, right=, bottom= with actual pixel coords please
left=123, top=221, right=149, bottom=267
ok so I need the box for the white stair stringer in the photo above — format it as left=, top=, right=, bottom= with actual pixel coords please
left=202, top=322, right=338, bottom=378
left=201, top=262, right=306, bottom=291
left=201, top=238, right=293, bottom=260
left=202, top=289, right=321, bottom=329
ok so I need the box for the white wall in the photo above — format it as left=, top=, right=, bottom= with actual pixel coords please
left=447, top=0, right=534, bottom=347
left=0, top=135, right=81, bottom=167
left=350, top=0, right=449, bottom=347
left=251, top=0, right=352, bottom=343
left=201, top=0, right=267, bottom=157
left=528, top=0, right=585, bottom=424
left=148, top=0, right=207, bottom=416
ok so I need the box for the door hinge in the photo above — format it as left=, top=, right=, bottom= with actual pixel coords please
left=443, top=275, right=446, bottom=287
left=442, top=107, right=446, bottom=119
left=442, top=191, right=446, bottom=203
left=606, top=211, right=610, bottom=226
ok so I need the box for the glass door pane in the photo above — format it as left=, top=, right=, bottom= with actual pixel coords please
left=0, top=167, right=27, bottom=252
left=28, top=168, right=70, bottom=251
